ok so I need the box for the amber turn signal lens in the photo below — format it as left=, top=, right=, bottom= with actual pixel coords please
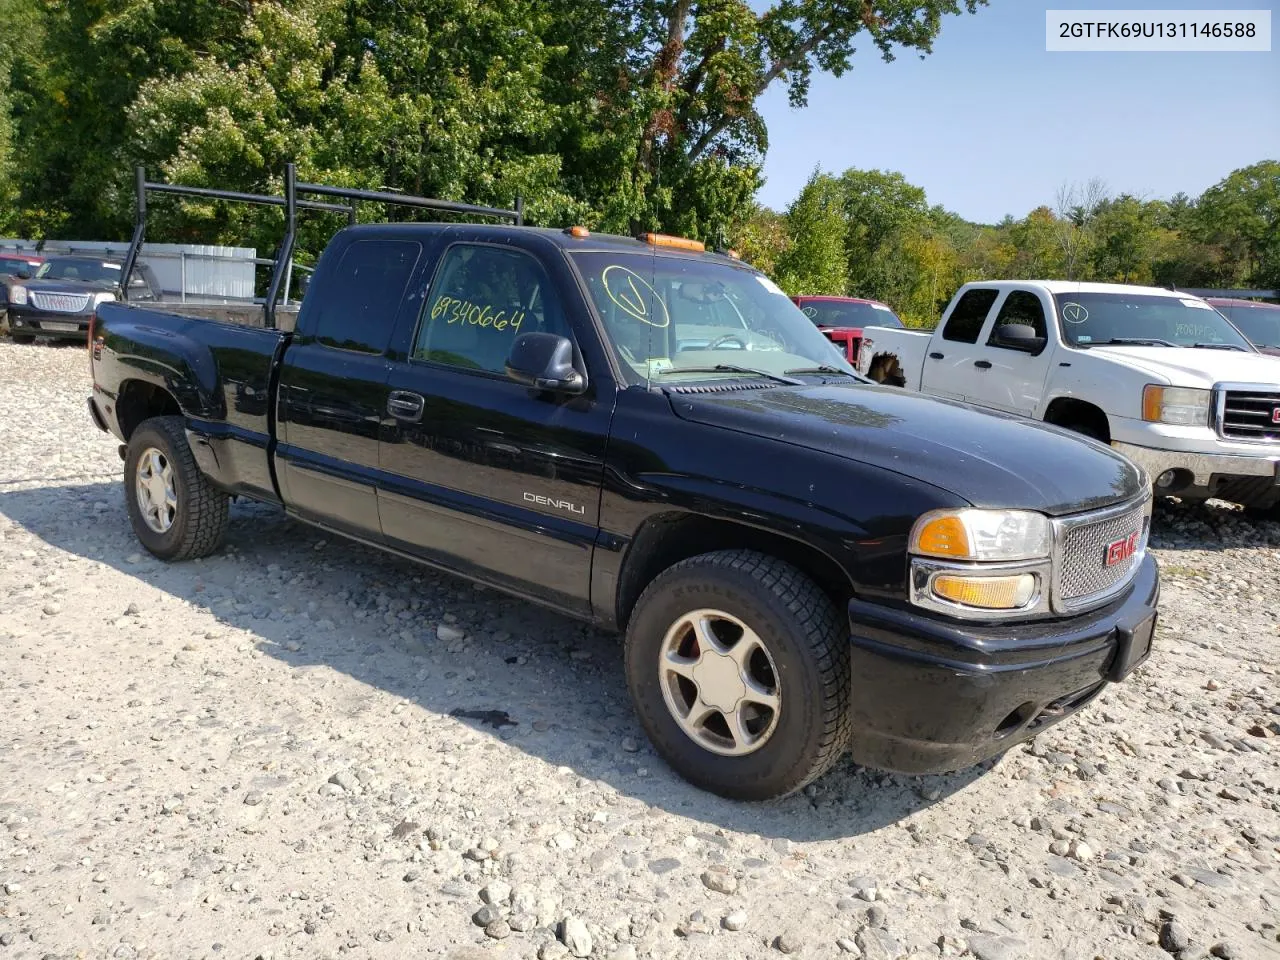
left=932, top=574, right=1036, bottom=610
left=567, top=225, right=590, bottom=239
left=913, top=515, right=970, bottom=558
left=640, top=232, right=705, bottom=252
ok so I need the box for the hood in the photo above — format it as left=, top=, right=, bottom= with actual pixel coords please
left=667, top=383, right=1144, bottom=517
left=1089, top=345, right=1280, bottom=387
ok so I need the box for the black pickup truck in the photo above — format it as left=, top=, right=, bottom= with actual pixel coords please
left=88, top=178, right=1159, bottom=800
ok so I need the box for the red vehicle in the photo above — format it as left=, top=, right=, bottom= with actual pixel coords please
left=1205, top=297, right=1280, bottom=356
left=790, top=295, right=904, bottom=365
left=0, top=252, right=44, bottom=278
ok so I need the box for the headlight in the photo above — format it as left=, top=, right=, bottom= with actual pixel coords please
left=1142, top=385, right=1210, bottom=426
left=910, top=508, right=1051, bottom=562
left=9, top=285, right=27, bottom=306
left=91, top=291, right=116, bottom=307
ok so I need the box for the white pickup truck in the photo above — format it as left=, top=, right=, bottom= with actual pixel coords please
left=858, top=281, right=1280, bottom=516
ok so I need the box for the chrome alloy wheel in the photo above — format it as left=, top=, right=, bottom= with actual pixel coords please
left=658, top=609, right=781, bottom=756
left=134, top=447, right=178, bottom=534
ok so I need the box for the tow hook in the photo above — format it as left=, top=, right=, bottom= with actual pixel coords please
left=118, top=444, right=127, bottom=462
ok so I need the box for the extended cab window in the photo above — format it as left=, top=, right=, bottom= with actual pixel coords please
left=987, top=291, right=1047, bottom=345
left=942, top=289, right=999, bottom=343
left=309, top=240, right=422, bottom=353
left=415, top=244, right=569, bottom=373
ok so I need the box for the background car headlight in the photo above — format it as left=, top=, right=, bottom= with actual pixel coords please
left=910, top=508, right=1051, bottom=562
left=1142, top=385, right=1210, bottom=426
left=9, top=285, right=27, bottom=306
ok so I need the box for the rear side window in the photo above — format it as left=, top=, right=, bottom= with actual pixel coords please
left=943, top=289, right=999, bottom=343
left=414, top=244, right=569, bottom=374
left=308, top=240, right=422, bottom=353
left=988, top=291, right=1047, bottom=344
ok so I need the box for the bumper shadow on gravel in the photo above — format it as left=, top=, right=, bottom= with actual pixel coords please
left=4, top=481, right=1001, bottom=840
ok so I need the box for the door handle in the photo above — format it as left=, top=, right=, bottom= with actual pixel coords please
left=928, top=352, right=944, bottom=360
left=974, top=360, right=992, bottom=370
left=387, top=390, right=425, bottom=422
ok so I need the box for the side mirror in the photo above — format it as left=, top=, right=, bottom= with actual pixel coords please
left=505, top=332, right=586, bottom=394
left=993, top=323, right=1047, bottom=354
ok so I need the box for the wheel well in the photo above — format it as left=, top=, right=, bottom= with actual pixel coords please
left=116, top=380, right=182, bottom=441
left=615, top=514, right=855, bottom=631
left=1043, top=397, right=1110, bottom=443
left=866, top=352, right=905, bottom=387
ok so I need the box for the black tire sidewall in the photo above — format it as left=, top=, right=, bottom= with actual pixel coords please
left=124, top=421, right=195, bottom=560
left=626, top=564, right=839, bottom=800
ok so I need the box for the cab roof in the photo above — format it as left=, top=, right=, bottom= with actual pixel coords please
left=338, top=222, right=749, bottom=267
left=971, top=280, right=1198, bottom=299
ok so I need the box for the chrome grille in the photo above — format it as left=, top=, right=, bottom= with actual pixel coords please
left=30, top=291, right=90, bottom=313
left=1218, top=387, right=1280, bottom=443
left=1054, top=500, right=1148, bottom=612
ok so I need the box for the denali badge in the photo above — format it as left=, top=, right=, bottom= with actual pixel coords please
left=523, top=491, right=585, bottom=515
left=1104, top=531, right=1140, bottom=567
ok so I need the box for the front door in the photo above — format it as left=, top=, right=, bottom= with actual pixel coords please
left=378, top=238, right=614, bottom=614
left=964, top=289, right=1053, bottom=417
left=276, top=236, right=425, bottom=540
left=922, top=287, right=1001, bottom=402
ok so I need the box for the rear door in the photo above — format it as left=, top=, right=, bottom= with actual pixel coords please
left=276, top=235, right=426, bottom=541
left=377, top=233, right=614, bottom=615
left=922, top=287, right=1000, bottom=401
left=963, top=289, right=1053, bottom=416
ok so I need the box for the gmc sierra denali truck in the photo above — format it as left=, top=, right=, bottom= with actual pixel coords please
left=88, top=191, right=1160, bottom=801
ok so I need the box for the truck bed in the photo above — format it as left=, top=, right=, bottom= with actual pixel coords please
left=90, top=301, right=290, bottom=502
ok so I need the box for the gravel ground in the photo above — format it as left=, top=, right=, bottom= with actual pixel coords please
left=1, top=340, right=1277, bottom=960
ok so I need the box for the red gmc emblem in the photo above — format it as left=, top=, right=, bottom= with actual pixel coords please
left=1272, top=407, right=1280, bottom=424
left=1105, top=532, right=1140, bottom=567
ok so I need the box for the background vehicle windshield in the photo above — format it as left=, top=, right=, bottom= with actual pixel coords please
left=1053, top=292, right=1253, bottom=349
left=1215, top=303, right=1280, bottom=349
left=35, top=258, right=122, bottom=284
left=800, top=300, right=903, bottom=329
left=0, top=260, right=34, bottom=277
left=572, top=252, right=854, bottom=384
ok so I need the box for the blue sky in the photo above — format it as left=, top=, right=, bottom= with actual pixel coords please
left=755, top=0, right=1280, bottom=223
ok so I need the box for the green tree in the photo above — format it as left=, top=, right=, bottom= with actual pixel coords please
left=774, top=170, right=846, bottom=295
left=1091, top=195, right=1161, bottom=283
left=1192, top=160, right=1280, bottom=287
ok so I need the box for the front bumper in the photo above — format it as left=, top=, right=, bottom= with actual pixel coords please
left=8, top=308, right=91, bottom=340
left=1112, top=440, right=1280, bottom=507
left=846, top=553, right=1159, bottom=775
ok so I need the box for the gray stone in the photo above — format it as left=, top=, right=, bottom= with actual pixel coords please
left=485, top=919, right=511, bottom=940
left=775, top=930, right=804, bottom=954
left=1161, top=920, right=1191, bottom=953
left=701, top=869, right=738, bottom=895
left=722, top=910, right=747, bottom=932
left=473, top=903, right=504, bottom=926
left=648, top=857, right=680, bottom=874
left=967, top=935, right=1029, bottom=960
left=560, top=915, right=592, bottom=958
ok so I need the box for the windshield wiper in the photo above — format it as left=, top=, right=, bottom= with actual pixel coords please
left=784, top=364, right=860, bottom=378
left=1192, top=342, right=1248, bottom=351
left=656, top=364, right=803, bottom=386
left=1084, top=337, right=1178, bottom=347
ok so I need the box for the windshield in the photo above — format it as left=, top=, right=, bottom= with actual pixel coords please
left=1217, top=304, right=1280, bottom=349
left=35, top=258, right=122, bottom=284
left=1053, top=292, right=1253, bottom=350
left=800, top=300, right=902, bottom=329
left=572, top=252, right=855, bottom=384
left=0, top=260, right=35, bottom=277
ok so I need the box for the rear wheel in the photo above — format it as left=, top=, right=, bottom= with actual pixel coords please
left=624, top=550, right=851, bottom=800
left=124, top=415, right=229, bottom=560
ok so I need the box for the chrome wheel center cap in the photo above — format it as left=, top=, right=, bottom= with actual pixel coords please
left=692, top=651, right=746, bottom=713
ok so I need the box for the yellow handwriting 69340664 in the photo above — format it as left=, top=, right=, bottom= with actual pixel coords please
left=430, top=296, right=524, bottom=333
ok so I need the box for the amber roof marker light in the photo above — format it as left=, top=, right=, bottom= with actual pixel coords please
left=638, top=232, right=705, bottom=253
left=566, top=225, right=590, bottom=239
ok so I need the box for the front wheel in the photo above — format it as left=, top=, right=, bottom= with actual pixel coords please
left=124, top=415, right=229, bottom=561
left=624, top=550, right=852, bottom=800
